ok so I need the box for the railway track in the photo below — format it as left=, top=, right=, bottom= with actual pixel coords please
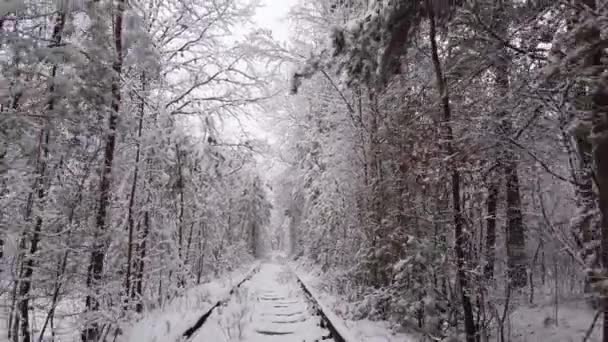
left=181, top=264, right=260, bottom=340
left=294, top=271, right=355, bottom=342
left=180, top=262, right=354, bottom=342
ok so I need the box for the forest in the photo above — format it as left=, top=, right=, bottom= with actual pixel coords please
left=1, top=0, right=608, bottom=341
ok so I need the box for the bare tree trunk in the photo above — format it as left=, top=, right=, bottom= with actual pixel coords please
left=9, top=20, right=22, bottom=111
left=39, top=160, right=90, bottom=341
left=591, top=71, right=608, bottom=342
left=10, top=280, right=18, bottom=342
left=175, top=144, right=186, bottom=287
left=567, top=0, right=602, bottom=291
left=134, top=210, right=149, bottom=313
left=493, top=0, right=526, bottom=288
left=427, top=4, right=477, bottom=341
left=251, top=222, right=258, bottom=257
left=0, top=231, right=3, bottom=263
left=484, top=179, right=499, bottom=280
left=367, top=90, right=382, bottom=286
left=504, top=150, right=526, bottom=287
left=125, top=73, right=147, bottom=307
left=185, top=223, right=195, bottom=265
left=196, top=223, right=206, bottom=285
left=176, top=144, right=185, bottom=259
left=17, top=132, right=48, bottom=342
left=562, top=3, right=608, bottom=341
left=83, top=0, right=125, bottom=339
left=39, top=245, right=68, bottom=342
left=18, top=11, right=66, bottom=342
left=9, top=17, right=25, bottom=336
left=573, top=135, right=597, bottom=263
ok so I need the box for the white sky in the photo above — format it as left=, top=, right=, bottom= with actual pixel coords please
left=253, top=0, right=299, bottom=43
left=248, top=0, right=301, bottom=227
left=219, top=0, right=299, bottom=184
left=227, top=0, right=299, bottom=145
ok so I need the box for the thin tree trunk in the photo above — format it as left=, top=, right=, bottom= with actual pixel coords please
left=18, top=11, right=66, bottom=342
left=176, top=144, right=185, bottom=259
left=83, top=0, right=125, bottom=339
left=427, top=4, right=477, bottom=341
left=185, top=223, right=195, bottom=265
left=8, top=15, right=25, bottom=342
left=504, top=150, right=527, bottom=287
left=39, top=161, right=90, bottom=341
left=134, top=210, right=149, bottom=313
left=563, top=1, right=605, bottom=331
left=39, top=246, right=68, bottom=342
left=175, top=144, right=186, bottom=287
left=125, top=73, right=147, bottom=306
left=484, top=179, right=499, bottom=280
left=492, top=0, right=527, bottom=288
left=591, top=64, right=608, bottom=342
left=17, top=131, right=47, bottom=342
left=574, top=135, right=597, bottom=262
left=568, top=0, right=601, bottom=291
left=10, top=262, right=20, bottom=342
left=196, top=223, right=204, bottom=284
left=9, top=20, right=22, bottom=111
left=368, top=90, right=382, bottom=286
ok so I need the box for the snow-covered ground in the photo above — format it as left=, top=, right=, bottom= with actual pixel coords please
left=507, top=299, right=601, bottom=341
left=121, top=264, right=258, bottom=342
left=191, top=262, right=330, bottom=341
left=0, top=283, right=83, bottom=342
left=293, top=264, right=418, bottom=342
left=6, top=257, right=598, bottom=342
left=293, top=259, right=602, bottom=342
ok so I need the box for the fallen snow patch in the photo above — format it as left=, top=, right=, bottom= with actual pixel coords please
left=120, top=263, right=259, bottom=342
left=292, top=263, right=418, bottom=342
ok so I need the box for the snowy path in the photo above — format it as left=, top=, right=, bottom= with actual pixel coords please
left=192, top=262, right=331, bottom=342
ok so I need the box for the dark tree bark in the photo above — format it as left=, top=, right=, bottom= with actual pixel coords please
left=83, top=0, right=125, bottom=340
left=493, top=0, right=527, bottom=288
left=39, top=161, right=91, bottom=341
left=504, top=151, right=527, bottom=287
left=427, top=3, right=477, bottom=341
left=568, top=0, right=601, bottom=283
left=251, top=222, right=258, bottom=257
left=134, top=210, right=149, bottom=313
left=592, top=74, right=608, bottom=342
left=125, top=73, right=147, bottom=306
left=367, top=90, right=383, bottom=286
left=573, top=134, right=597, bottom=258
left=176, top=144, right=185, bottom=259
left=185, top=223, right=195, bottom=265
left=484, top=179, right=499, bottom=280
left=196, top=223, right=205, bottom=285
left=17, top=11, right=66, bottom=342
left=561, top=1, right=608, bottom=340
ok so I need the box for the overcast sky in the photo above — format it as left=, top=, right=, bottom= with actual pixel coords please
left=225, top=1, right=298, bottom=184
left=228, top=0, right=299, bottom=142
left=253, top=0, right=299, bottom=42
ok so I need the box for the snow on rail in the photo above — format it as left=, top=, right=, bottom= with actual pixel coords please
left=293, top=270, right=359, bottom=342
left=181, top=264, right=260, bottom=340
left=121, top=263, right=259, bottom=342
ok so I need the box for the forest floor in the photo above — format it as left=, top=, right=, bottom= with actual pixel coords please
left=292, top=261, right=602, bottom=342
left=120, top=262, right=604, bottom=342
left=293, top=264, right=419, bottom=342
left=122, top=263, right=258, bottom=342
left=4, top=259, right=600, bottom=341
left=122, top=256, right=410, bottom=342
left=506, top=298, right=601, bottom=341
